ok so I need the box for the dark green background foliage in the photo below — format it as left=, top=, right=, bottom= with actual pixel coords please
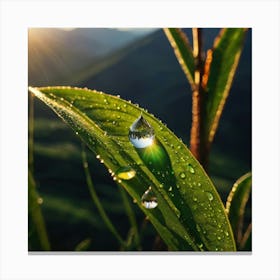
left=28, top=28, right=251, bottom=251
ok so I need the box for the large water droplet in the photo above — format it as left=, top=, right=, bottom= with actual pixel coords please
left=141, top=187, right=158, bottom=209
left=129, top=115, right=155, bottom=148
left=115, top=166, right=136, bottom=180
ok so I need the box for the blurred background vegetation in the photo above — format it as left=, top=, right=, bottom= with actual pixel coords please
left=28, top=28, right=251, bottom=251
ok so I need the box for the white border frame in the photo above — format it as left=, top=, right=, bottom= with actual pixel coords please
left=1, top=0, right=279, bottom=279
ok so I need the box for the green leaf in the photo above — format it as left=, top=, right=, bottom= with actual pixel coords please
left=225, top=172, right=252, bottom=248
left=28, top=169, right=50, bottom=250
left=75, top=238, right=92, bottom=251
left=203, top=28, right=247, bottom=145
left=29, top=86, right=235, bottom=251
left=163, top=28, right=195, bottom=87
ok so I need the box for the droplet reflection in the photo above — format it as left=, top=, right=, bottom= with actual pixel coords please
left=129, top=115, right=155, bottom=148
left=141, top=187, right=158, bottom=209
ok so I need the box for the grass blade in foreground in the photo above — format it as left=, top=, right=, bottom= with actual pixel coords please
left=29, top=86, right=235, bottom=251
left=203, top=28, right=247, bottom=146
left=81, top=144, right=126, bottom=248
left=28, top=170, right=50, bottom=250
left=226, top=172, right=252, bottom=249
left=163, top=28, right=195, bottom=88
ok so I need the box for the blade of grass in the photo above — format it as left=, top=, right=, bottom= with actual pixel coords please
left=163, top=28, right=195, bottom=88
left=28, top=92, right=34, bottom=173
left=226, top=172, right=252, bottom=247
left=81, top=143, right=126, bottom=248
left=203, top=28, right=247, bottom=147
left=28, top=170, right=50, bottom=250
left=239, top=223, right=252, bottom=251
left=75, top=238, right=92, bottom=251
left=119, top=187, right=141, bottom=250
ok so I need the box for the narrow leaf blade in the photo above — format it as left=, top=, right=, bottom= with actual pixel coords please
left=226, top=172, right=252, bottom=247
left=28, top=170, right=50, bottom=250
left=164, top=28, right=195, bottom=87
left=29, top=86, right=235, bottom=251
left=204, top=28, right=247, bottom=144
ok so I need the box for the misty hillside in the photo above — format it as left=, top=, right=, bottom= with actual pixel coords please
left=28, top=28, right=149, bottom=85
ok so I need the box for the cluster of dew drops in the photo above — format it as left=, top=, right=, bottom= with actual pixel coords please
left=96, top=114, right=200, bottom=210
left=95, top=114, right=159, bottom=209
left=92, top=107, right=228, bottom=249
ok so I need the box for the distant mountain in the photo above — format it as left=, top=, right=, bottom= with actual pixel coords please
left=28, top=28, right=153, bottom=86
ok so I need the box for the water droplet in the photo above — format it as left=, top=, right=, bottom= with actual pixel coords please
left=225, top=231, right=229, bottom=236
left=193, top=197, right=198, bottom=202
left=96, top=155, right=100, bottom=159
left=206, top=192, right=214, bottom=201
left=141, top=187, right=158, bottom=209
left=115, top=166, right=136, bottom=180
left=37, top=197, right=43, bottom=204
left=129, top=115, right=155, bottom=148
left=75, top=132, right=79, bottom=135
left=179, top=172, right=186, bottom=179
left=187, top=163, right=195, bottom=174
left=168, top=186, right=172, bottom=192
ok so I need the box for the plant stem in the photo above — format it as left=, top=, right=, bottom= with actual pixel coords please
left=119, top=187, right=141, bottom=250
left=190, top=28, right=208, bottom=169
left=81, top=144, right=126, bottom=248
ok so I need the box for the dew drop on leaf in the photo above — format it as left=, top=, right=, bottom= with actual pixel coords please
left=206, top=192, right=214, bottom=201
left=141, top=187, right=158, bottom=209
left=129, top=115, right=155, bottom=148
left=115, top=166, right=136, bottom=180
left=179, top=172, right=186, bottom=179
left=187, top=163, right=195, bottom=174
